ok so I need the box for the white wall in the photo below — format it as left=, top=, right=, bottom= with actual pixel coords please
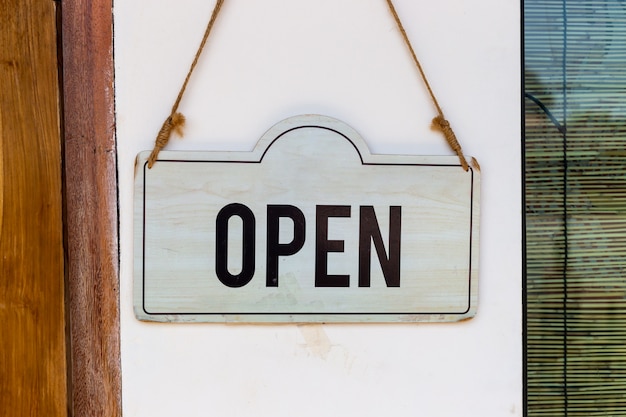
left=115, top=1, right=521, bottom=416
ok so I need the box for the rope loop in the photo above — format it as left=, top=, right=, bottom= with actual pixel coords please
left=147, top=0, right=471, bottom=171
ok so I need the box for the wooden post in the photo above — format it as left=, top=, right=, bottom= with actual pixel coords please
left=60, top=0, right=122, bottom=416
left=0, top=0, right=67, bottom=415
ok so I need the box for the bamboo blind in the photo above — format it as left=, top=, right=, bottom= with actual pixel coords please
left=525, top=0, right=626, bottom=415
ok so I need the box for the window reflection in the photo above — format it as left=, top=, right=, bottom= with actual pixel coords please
left=525, top=0, right=626, bottom=415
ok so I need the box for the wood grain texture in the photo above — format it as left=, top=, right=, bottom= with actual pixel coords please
left=60, top=0, right=121, bottom=416
left=0, top=0, right=67, bottom=415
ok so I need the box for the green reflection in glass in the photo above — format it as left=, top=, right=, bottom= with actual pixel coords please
left=525, top=0, right=626, bottom=415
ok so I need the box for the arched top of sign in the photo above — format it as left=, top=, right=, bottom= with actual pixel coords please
left=255, top=115, right=370, bottom=164
left=134, top=115, right=479, bottom=323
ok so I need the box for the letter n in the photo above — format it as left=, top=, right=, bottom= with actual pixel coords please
left=358, top=206, right=401, bottom=287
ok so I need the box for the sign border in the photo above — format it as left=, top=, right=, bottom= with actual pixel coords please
left=134, top=115, right=479, bottom=322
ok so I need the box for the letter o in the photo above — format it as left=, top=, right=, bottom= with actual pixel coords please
left=215, top=203, right=256, bottom=287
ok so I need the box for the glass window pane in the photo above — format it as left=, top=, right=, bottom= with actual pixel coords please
left=525, top=1, right=626, bottom=415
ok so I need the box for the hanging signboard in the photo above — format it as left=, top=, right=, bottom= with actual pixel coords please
left=134, top=115, right=480, bottom=323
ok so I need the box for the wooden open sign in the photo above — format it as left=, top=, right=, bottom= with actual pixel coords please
left=134, top=115, right=479, bottom=323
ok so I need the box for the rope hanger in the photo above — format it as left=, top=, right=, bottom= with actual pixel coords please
left=148, top=0, right=473, bottom=171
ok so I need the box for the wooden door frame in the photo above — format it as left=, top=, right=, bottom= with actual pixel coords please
left=60, top=1, right=121, bottom=415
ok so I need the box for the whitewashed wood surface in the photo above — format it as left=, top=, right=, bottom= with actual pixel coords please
left=134, top=115, right=480, bottom=322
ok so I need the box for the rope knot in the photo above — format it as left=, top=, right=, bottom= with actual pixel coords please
left=433, top=117, right=450, bottom=129
left=432, top=115, right=469, bottom=171
left=147, top=112, right=186, bottom=168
